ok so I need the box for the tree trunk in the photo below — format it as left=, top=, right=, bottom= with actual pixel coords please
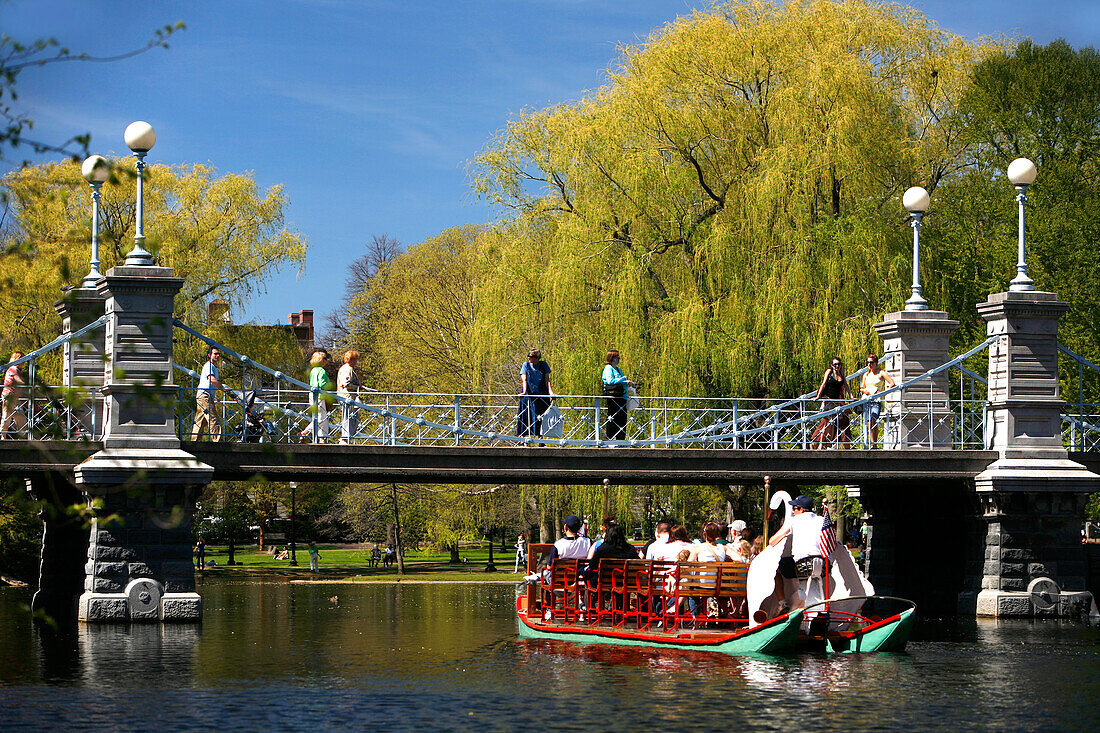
left=540, top=500, right=553, bottom=543
left=448, top=543, right=460, bottom=564
left=485, top=529, right=496, bottom=572
left=390, top=483, right=405, bottom=575
left=227, top=539, right=236, bottom=566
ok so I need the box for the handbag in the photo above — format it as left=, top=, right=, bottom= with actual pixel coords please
left=626, top=386, right=640, bottom=411
left=538, top=402, right=563, bottom=439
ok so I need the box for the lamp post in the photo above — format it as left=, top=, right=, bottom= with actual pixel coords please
left=288, top=481, right=298, bottom=566
left=123, top=121, right=157, bottom=267
left=1007, top=157, right=1037, bottom=291
left=902, top=186, right=930, bottom=311
left=80, top=155, right=110, bottom=288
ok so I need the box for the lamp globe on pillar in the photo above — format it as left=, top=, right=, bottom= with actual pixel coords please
left=902, top=186, right=930, bottom=311
left=1007, top=157, right=1037, bottom=291
left=80, top=154, right=111, bottom=288
left=123, top=120, right=157, bottom=267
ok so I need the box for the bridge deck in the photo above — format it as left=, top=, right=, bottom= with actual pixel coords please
left=0, top=441, right=1018, bottom=485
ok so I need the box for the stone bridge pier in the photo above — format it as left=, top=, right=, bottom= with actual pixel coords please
left=859, top=291, right=1098, bottom=618
left=70, top=255, right=211, bottom=622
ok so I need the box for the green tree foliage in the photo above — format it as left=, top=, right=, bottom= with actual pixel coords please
left=472, top=0, right=992, bottom=398
left=927, top=40, right=1100, bottom=361
left=354, top=225, right=506, bottom=392
left=0, top=479, right=40, bottom=582
left=0, top=159, right=308, bottom=380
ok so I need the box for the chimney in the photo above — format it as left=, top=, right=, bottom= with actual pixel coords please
left=208, top=299, right=230, bottom=325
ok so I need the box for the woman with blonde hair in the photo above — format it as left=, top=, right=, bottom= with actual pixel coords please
left=308, top=349, right=333, bottom=442
left=337, top=350, right=361, bottom=444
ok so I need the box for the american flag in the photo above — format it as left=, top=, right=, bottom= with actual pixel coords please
left=819, top=505, right=838, bottom=559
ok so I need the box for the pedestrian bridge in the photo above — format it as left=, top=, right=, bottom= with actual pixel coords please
left=9, top=259, right=1100, bottom=625
left=7, top=318, right=1100, bottom=453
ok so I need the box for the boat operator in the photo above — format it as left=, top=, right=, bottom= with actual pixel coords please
left=767, top=495, right=829, bottom=590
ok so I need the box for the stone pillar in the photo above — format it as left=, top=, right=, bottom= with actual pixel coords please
left=965, top=290, right=1099, bottom=617
left=74, top=262, right=212, bottom=623
left=54, top=287, right=105, bottom=437
left=29, top=476, right=90, bottom=621
left=874, top=310, right=959, bottom=448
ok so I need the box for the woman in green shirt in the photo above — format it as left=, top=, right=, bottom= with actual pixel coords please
left=308, top=349, right=333, bottom=442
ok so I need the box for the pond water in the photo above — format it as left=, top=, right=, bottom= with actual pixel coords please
left=1, top=577, right=1099, bottom=731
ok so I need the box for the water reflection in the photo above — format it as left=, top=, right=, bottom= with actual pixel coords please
left=1, top=581, right=1098, bottom=730
left=78, top=623, right=200, bottom=688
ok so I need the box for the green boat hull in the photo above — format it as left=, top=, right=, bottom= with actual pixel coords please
left=517, top=603, right=803, bottom=655
left=826, top=606, right=916, bottom=653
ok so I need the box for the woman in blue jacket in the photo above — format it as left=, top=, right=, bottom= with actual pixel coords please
left=601, top=350, right=633, bottom=441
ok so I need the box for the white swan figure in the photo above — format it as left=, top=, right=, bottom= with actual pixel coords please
left=746, top=490, right=796, bottom=626
left=746, top=490, right=875, bottom=628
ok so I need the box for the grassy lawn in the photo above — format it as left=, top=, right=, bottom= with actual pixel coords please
left=199, top=543, right=529, bottom=582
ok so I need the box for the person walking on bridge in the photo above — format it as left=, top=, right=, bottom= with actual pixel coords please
left=811, top=357, right=851, bottom=448
left=517, top=349, right=554, bottom=439
left=309, top=349, right=334, bottom=442
left=191, top=347, right=224, bottom=442
left=1, top=351, right=27, bottom=439
left=860, top=354, right=895, bottom=446
left=337, top=350, right=361, bottom=445
left=601, top=350, right=633, bottom=442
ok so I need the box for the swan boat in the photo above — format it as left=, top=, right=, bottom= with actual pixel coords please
left=516, top=492, right=915, bottom=655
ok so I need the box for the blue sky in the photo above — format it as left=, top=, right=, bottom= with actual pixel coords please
left=5, top=0, right=1099, bottom=331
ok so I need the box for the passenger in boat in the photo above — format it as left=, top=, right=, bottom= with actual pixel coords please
left=688, top=521, right=729, bottom=616
left=751, top=535, right=765, bottom=558
left=586, top=516, right=618, bottom=559
left=585, top=524, right=641, bottom=582
left=549, top=515, right=592, bottom=563
left=733, top=531, right=754, bottom=563
left=654, top=526, right=695, bottom=610
left=644, top=521, right=671, bottom=560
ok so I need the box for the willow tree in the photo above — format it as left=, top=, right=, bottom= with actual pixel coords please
left=473, top=0, right=992, bottom=398
left=0, top=159, right=308, bottom=355
left=351, top=224, right=514, bottom=393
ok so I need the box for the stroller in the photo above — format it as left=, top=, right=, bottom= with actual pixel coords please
left=235, top=390, right=277, bottom=443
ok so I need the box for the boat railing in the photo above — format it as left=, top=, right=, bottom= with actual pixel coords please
left=524, top=552, right=754, bottom=632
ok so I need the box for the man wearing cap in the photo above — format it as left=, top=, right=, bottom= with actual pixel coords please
left=549, top=515, right=592, bottom=563
left=768, top=495, right=822, bottom=561
left=524, top=514, right=591, bottom=584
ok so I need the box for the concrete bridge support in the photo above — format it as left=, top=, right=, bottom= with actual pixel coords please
left=874, top=309, right=958, bottom=448
left=73, top=258, right=211, bottom=622
left=29, top=475, right=90, bottom=620
left=962, top=291, right=1098, bottom=617
left=862, top=292, right=1098, bottom=618
left=54, top=287, right=106, bottom=436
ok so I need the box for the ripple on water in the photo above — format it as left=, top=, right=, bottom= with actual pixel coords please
left=2, top=581, right=1099, bottom=731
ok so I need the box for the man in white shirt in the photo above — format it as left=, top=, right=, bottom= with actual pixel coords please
left=768, top=495, right=825, bottom=563
left=191, top=347, right=224, bottom=441
left=525, top=514, right=591, bottom=583
left=550, top=515, right=591, bottom=563
left=644, top=521, right=670, bottom=560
